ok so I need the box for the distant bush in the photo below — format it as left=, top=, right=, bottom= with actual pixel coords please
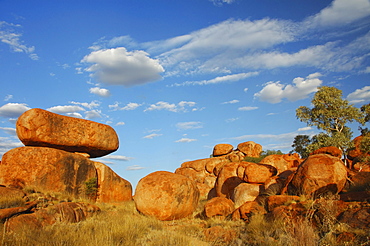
left=243, top=149, right=284, bottom=163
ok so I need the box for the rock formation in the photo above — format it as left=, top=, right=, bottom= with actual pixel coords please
left=16, top=108, right=119, bottom=158
left=0, top=108, right=132, bottom=202
left=134, top=171, right=200, bottom=221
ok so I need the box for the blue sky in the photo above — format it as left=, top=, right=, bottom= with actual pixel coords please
left=1, top=0, right=370, bottom=188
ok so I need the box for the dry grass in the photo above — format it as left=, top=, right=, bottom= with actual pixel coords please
left=0, top=196, right=369, bottom=246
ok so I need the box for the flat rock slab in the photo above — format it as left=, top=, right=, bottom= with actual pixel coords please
left=16, top=108, right=119, bottom=158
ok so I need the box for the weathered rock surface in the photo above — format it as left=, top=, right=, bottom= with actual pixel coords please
left=6, top=202, right=100, bottom=232
left=310, top=146, right=342, bottom=158
left=204, top=197, right=234, bottom=219
left=232, top=183, right=262, bottom=208
left=134, top=171, right=199, bottom=221
left=16, top=108, right=119, bottom=158
left=266, top=195, right=301, bottom=212
left=231, top=201, right=265, bottom=222
left=260, top=153, right=301, bottom=174
left=237, top=141, right=262, bottom=157
left=237, top=162, right=277, bottom=184
left=0, top=202, right=37, bottom=222
left=0, top=186, right=26, bottom=201
left=204, top=226, right=237, bottom=244
left=290, top=154, right=347, bottom=197
left=93, top=162, right=132, bottom=203
left=215, top=162, right=244, bottom=198
left=213, top=144, right=233, bottom=157
left=0, top=146, right=97, bottom=198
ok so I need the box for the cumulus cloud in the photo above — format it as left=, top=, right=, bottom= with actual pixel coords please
left=109, top=102, right=142, bottom=111
left=210, top=0, right=235, bottom=6
left=171, top=72, right=259, bottom=86
left=70, top=101, right=100, bottom=109
left=143, top=133, right=163, bottom=139
left=89, top=87, right=111, bottom=97
left=116, top=122, right=125, bottom=126
left=82, top=47, right=164, bottom=86
left=254, top=73, right=323, bottom=103
left=175, top=138, right=197, bottom=143
left=238, top=106, right=258, bottom=111
left=144, top=101, right=197, bottom=112
left=0, top=103, right=31, bottom=118
left=347, top=86, right=370, bottom=104
left=65, top=112, right=83, bottom=118
left=47, top=105, right=84, bottom=114
left=85, top=110, right=102, bottom=119
left=0, top=21, right=38, bottom=60
left=176, top=121, right=203, bottom=130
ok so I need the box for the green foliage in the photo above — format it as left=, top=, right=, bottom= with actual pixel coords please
left=290, top=135, right=311, bottom=158
left=243, top=149, right=284, bottom=163
left=296, top=86, right=365, bottom=156
left=84, top=177, right=98, bottom=200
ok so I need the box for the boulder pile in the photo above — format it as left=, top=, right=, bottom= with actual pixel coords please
left=0, top=108, right=132, bottom=203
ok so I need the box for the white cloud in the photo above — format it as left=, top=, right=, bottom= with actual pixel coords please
left=153, top=18, right=296, bottom=76
left=347, top=86, right=370, bottom=104
left=0, top=127, right=16, bottom=136
left=222, top=100, right=239, bottom=104
left=171, top=72, right=259, bottom=86
left=126, top=165, right=145, bottom=171
left=244, top=88, right=249, bottom=93
left=176, top=121, right=203, bottom=130
left=65, top=112, right=83, bottom=118
left=226, top=117, right=239, bottom=123
left=4, top=95, right=13, bottom=101
left=0, top=136, right=24, bottom=157
left=144, top=101, right=197, bottom=112
left=143, top=133, right=163, bottom=139
left=0, top=103, right=31, bottom=118
left=70, top=101, right=100, bottom=109
left=122, top=102, right=141, bottom=110
left=210, top=0, right=235, bottom=6
left=0, top=21, right=38, bottom=60
left=85, top=110, right=102, bottom=119
left=305, top=0, right=370, bottom=28
left=89, top=87, right=111, bottom=97
left=100, top=155, right=134, bottom=161
left=298, top=126, right=313, bottom=132
left=238, top=106, right=258, bottom=111
left=82, top=47, right=164, bottom=86
left=175, top=138, right=197, bottom=143
left=254, top=73, right=323, bottom=104
left=47, top=105, right=84, bottom=114
left=116, top=122, right=125, bottom=126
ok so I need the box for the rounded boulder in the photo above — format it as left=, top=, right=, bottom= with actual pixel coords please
left=134, top=171, right=200, bottom=221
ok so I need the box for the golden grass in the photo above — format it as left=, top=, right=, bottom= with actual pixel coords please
left=0, top=196, right=369, bottom=246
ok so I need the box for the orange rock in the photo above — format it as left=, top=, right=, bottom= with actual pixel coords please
left=232, top=183, right=262, bottom=208
left=310, top=146, right=342, bottom=158
left=260, top=154, right=301, bottom=174
left=205, top=157, right=229, bottom=174
left=290, top=154, right=347, bottom=198
left=266, top=195, right=300, bottom=212
left=237, top=141, right=262, bottom=157
left=0, top=147, right=97, bottom=198
left=237, top=162, right=277, bottom=184
left=232, top=201, right=265, bottom=222
left=93, top=162, right=132, bottom=203
left=134, top=171, right=199, bottom=221
left=0, top=186, right=26, bottom=200
left=180, top=158, right=208, bottom=172
left=213, top=144, right=233, bottom=156
left=16, top=108, right=119, bottom=158
left=0, top=202, right=37, bottom=222
left=204, top=197, right=234, bottom=219
left=215, top=162, right=243, bottom=198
